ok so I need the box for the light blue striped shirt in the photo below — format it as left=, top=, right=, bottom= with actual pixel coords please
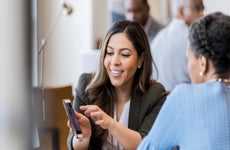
left=138, top=82, right=230, bottom=150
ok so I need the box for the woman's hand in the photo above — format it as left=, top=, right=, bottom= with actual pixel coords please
left=67, top=111, right=91, bottom=150
left=80, top=105, right=142, bottom=150
left=80, top=105, right=115, bottom=130
left=67, top=111, right=92, bottom=138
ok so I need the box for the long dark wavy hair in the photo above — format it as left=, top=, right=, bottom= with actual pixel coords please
left=85, top=20, right=157, bottom=148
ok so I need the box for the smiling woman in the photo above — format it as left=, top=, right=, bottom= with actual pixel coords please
left=66, top=20, right=167, bottom=150
left=104, top=33, right=143, bottom=90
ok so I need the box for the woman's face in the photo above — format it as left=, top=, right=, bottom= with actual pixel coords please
left=104, top=33, right=143, bottom=89
left=186, top=48, right=203, bottom=83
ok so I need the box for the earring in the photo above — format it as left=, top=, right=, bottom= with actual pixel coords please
left=199, top=71, right=204, bottom=76
left=138, top=65, right=141, bottom=68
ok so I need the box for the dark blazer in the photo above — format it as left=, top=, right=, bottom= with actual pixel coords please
left=146, top=16, right=164, bottom=43
left=68, top=73, right=167, bottom=150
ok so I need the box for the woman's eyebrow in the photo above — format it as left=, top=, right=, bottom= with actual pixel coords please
left=107, top=45, right=113, bottom=49
left=107, top=45, right=132, bottom=52
left=120, top=48, right=132, bottom=51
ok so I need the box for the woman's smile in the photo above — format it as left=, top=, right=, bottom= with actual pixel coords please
left=110, top=69, right=124, bottom=77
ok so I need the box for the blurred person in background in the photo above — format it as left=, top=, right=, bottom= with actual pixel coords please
left=124, top=0, right=164, bottom=43
left=151, top=0, right=204, bottom=91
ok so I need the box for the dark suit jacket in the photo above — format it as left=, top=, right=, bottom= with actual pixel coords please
left=68, top=73, right=167, bottom=150
left=146, top=16, right=164, bottom=43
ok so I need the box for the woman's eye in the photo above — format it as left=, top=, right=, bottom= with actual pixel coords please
left=106, top=51, right=113, bottom=56
left=121, top=54, right=130, bottom=57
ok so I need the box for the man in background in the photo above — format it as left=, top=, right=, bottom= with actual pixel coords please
left=151, top=0, right=204, bottom=91
left=124, top=0, right=164, bottom=42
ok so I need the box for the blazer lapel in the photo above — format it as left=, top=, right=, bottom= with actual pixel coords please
left=128, top=96, right=141, bottom=130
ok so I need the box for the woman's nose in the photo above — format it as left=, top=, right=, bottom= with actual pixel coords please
left=111, top=54, right=121, bottom=65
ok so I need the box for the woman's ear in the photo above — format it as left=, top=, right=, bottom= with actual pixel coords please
left=138, top=53, right=144, bottom=68
left=199, top=55, right=207, bottom=74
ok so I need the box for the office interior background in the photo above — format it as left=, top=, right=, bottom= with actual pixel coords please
left=0, top=0, right=230, bottom=149
left=35, top=0, right=230, bottom=90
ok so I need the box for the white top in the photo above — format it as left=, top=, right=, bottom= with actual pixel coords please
left=102, top=100, right=130, bottom=150
left=151, top=18, right=191, bottom=91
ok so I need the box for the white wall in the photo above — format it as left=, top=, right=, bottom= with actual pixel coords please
left=149, top=0, right=166, bottom=24
left=203, top=0, right=230, bottom=15
left=93, top=0, right=108, bottom=43
left=37, top=0, right=96, bottom=89
left=37, top=0, right=110, bottom=89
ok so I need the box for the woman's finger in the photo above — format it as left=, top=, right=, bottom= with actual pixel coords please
left=90, top=111, right=103, bottom=120
left=80, top=105, right=99, bottom=112
left=67, top=120, right=75, bottom=134
left=95, top=120, right=104, bottom=125
left=67, top=120, right=71, bottom=127
left=69, top=127, right=74, bottom=134
left=80, top=105, right=101, bottom=117
left=74, top=111, right=84, bottom=119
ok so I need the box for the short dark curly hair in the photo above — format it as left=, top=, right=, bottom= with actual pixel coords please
left=189, top=12, right=230, bottom=75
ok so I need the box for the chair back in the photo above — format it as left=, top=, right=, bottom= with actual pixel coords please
left=33, top=85, right=73, bottom=150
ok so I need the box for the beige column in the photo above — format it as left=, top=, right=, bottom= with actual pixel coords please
left=0, top=0, right=32, bottom=149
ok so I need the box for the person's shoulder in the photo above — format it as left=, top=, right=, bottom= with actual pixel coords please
left=169, top=83, right=201, bottom=98
left=174, top=82, right=190, bottom=88
left=78, top=73, right=94, bottom=83
left=143, top=81, right=167, bottom=100
left=75, top=73, right=94, bottom=92
left=173, top=82, right=226, bottom=94
left=149, top=16, right=164, bottom=28
left=150, top=25, right=167, bottom=46
left=172, top=83, right=192, bottom=92
left=139, top=81, right=167, bottom=109
left=173, top=82, right=212, bottom=92
left=162, top=83, right=192, bottom=107
left=150, top=81, right=166, bottom=92
left=167, top=82, right=221, bottom=108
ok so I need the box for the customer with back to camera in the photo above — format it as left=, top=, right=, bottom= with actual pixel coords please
left=67, top=20, right=167, bottom=150
left=137, top=12, right=230, bottom=150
